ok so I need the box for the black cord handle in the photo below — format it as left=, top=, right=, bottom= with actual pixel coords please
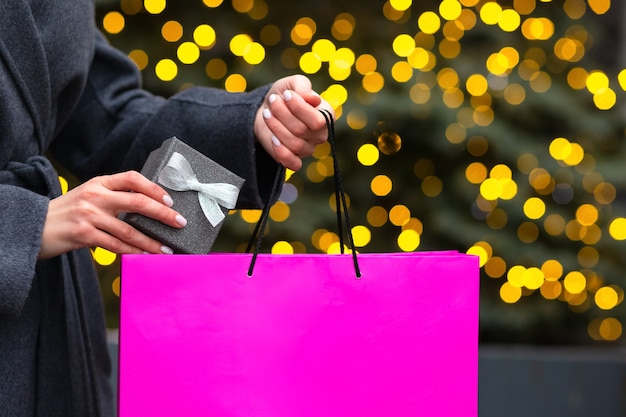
left=246, top=110, right=361, bottom=278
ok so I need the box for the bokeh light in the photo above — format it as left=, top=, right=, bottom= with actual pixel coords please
left=93, top=0, right=626, bottom=343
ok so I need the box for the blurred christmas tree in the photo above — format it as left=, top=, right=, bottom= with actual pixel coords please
left=91, top=0, right=626, bottom=345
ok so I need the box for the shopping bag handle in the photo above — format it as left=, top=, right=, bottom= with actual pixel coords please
left=246, top=109, right=361, bottom=278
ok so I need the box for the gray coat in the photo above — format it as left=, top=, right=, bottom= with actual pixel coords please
left=0, top=1, right=276, bottom=416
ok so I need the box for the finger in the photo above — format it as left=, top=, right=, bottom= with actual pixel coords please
left=96, top=172, right=186, bottom=229
left=277, top=90, right=328, bottom=136
left=270, top=138, right=304, bottom=172
left=111, top=190, right=187, bottom=229
left=93, top=216, right=175, bottom=254
left=99, top=170, right=174, bottom=207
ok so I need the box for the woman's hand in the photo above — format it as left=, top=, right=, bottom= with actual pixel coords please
left=38, top=170, right=187, bottom=259
left=254, top=74, right=335, bottom=171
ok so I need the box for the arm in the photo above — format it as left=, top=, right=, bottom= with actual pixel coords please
left=51, top=33, right=332, bottom=207
left=44, top=31, right=332, bottom=259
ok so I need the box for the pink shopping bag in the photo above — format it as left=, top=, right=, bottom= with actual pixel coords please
left=118, top=251, right=479, bottom=417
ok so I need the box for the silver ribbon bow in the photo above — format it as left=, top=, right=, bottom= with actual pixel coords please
left=157, top=152, right=240, bottom=227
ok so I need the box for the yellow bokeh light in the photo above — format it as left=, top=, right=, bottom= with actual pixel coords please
left=58, top=176, right=69, bottom=194
left=371, top=175, right=393, bottom=196
left=392, top=34, right=415, bottom=57
left=418, top=11, right=441, bottom=34
left=480, top=178, right=502, bottom=201
left=523, top=197, right=546, bottom=220
left=144, top=0, right=166, bottom=14
left=397, top=229, right=420, bottom=251
left=466, top=162, right=488, bottom=184
left=609, top=218, right=626, bottom=240
left=549, top=137, right=572, bottom=161
left=479, top=2, right=502, bottom=26
left=103, top=11, right=125, bottom=34
left=392, top=61, right=414, bottom=82
left=540, top=280, right=562, bottom=300
left=599, top=318, right=622, bottom=341
left=299, top=52, right=322, bottom=74
left=93, top=247, right=117, bottom=266
left=576, top=204, right=598, bottom=226
left=367, top=206, right=388, bottom=227
left=439, top=0, right=463, bottom=21
left=194, top=24, right=216, bottom=48
left=593, top=88, right=617, bottom=110
left=588, top=0, right=611, bottom=15
left=363, top=71, right=385, bottom=93
left=356, top=54, right=377, bottom=74
left=357, top=144, right=380, bottom=166
left=243, top=42, right=265, bottom=65
left=390, top=0, right=412, bottom=11
left=498, top=9, right=521, bottom=32
left=485, top=256, right=506, bottom=278
left=224, top=73, right=247, bottom=92
left=500, top=282, right=522, bottom=303
left=332, top=13, right=355, bottom=41
left=352, top=225, right=372, bottom=247
left=155, top=59, right=177, bottom=81
left=563, top=142, right=584, bottom=166
left=542, top=259, right=563, bottom=281
left=112, top=276, right=121, bottom=297
left=161, top=20, right=183, bottom=42
left=586, top=71, right=609, bottom=93
left=466, top=245, right=488, bottom=267
left=466, top=74, right=489, bottom=96
left=291, top=17, right=316, bottom=45
left=232, top=0, right=253, bottom=13
left=321, top=84, right=349, bottom=108
left=564, top=271, right=586, bottom=294
left=128, top=49, right=148, bottom=70
left=240, top=209, right=261, bottom=223
left=525, top=267, right=544, bottom=290
left=271, top=241, right=294, bottom=254
left=522, top=17, right=555, bottom=40
left=177, top=42, right=200, bottom=64
left=595, top=287, right=619, bottom=310
left=389, top=204, right=411, bottom=226
left=230, top=34, right=253, bottom=56
left=312, top=39, right=336, bottom=62
left=269, top=201, right=290, bottom=222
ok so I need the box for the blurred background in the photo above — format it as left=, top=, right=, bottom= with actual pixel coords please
left=89, top=0, right=626, bottom=346
left=84, top=1, right=626, bottom=415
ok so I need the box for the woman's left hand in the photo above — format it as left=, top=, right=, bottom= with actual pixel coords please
left=254, top=74, right=334, bottom=171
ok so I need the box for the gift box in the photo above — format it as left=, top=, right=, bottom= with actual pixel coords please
left=123, top=137, right=245, bottom=254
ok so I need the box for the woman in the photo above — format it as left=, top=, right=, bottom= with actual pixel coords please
left=0, top=1, right=331, bottom=416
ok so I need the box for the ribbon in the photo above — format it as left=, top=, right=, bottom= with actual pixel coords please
left=157, top=152, right=240, bottom=227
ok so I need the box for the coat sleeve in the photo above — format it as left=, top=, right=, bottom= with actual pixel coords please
left=0, top=157, right=58, bottom=316
left=50, top=31, right=279, bottom=208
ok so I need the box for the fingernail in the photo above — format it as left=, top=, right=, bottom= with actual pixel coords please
left=262, top=108, right=272, bottom=119
left=268, top=94, right=277, bottom=104
left=283, top=90, right=293, bottom=101
left=163, top=195, right=174, bottom=207
left=176, top=214, right=187, bottom=227
left=161, top=245, right=174, bottom=255
left=271, top=135, right=282, bottom=148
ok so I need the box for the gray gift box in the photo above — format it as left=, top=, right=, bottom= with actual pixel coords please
left=123, top=137, right=245, bottom=254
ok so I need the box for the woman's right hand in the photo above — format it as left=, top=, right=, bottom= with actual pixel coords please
left=38, top=170, right=187, bottom=259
